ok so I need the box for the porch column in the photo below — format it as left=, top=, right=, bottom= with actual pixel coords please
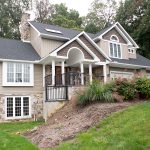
left=89, top=64, right=92, bottom=83
left=80, top=62, right=84, bottom=85
left=103, top=64, right=107, bottom=83
left=52, top=60, right=55, bottom=85
left=43, top=64, right=45, bottom=87
left=61, top=61, right=65, bottom=85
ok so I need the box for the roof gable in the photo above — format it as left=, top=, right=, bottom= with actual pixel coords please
left=94, top=22, right=139, bottom=48
left=50, top=32, right=111, bottom=62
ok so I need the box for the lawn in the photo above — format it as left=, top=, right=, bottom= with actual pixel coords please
left=52, top=102, right=150, bottom=150
left=0, top=121, right=43, bottom=150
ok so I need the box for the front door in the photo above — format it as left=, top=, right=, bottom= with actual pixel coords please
left=55, top=66, right=61, bottom=85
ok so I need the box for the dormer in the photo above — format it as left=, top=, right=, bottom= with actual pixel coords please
left=94, top=22, right=139, bottom=60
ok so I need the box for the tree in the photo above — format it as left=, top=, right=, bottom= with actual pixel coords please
left=36, top=3, right=83, bottom=30
left=84, top=23, right=100, bottom=34
left=84, top=0, right=117, bottom=33
left=0, top=0, right=29, bottom=39
left=116, top=0, right=150, bottom=58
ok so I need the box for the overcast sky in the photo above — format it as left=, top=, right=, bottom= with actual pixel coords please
left=50, top=0, right=122, bottom=16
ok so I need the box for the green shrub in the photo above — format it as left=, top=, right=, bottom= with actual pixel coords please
left=135, top=77, right=150, bottom=98
left=116, top=78, right=136, bottom=100
left=76, top=81, right=114, bottom=106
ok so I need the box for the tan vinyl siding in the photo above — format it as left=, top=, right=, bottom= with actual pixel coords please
left=30, top=27, right=42, bottom=57
left=98, top=39, right=130, bottom=59
left=128, top=52, right=137, bottom=59
left=0, top=63, right=43, bottom=95
left=41, top=39, right=64, bottom=58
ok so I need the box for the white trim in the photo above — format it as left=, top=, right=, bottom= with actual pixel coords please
left=94, top=22, right=139, bottom=48
left=110, top=62, right=150, bottom=69
left=5, top=96, right=31, bottom=120
left=100, top=39, right=129, bottom=46
left=0, top=58, right=39, bottom=64
left=28, top=22, right=41, bottom=36
left=76, top=39, right=100, bottom=61
left=116, top=22, right=139, bottom=48
left=110, top=35, right=119, bottom=42
left=3, top=62, right=34, bottom=86
left=40, top=33, right=70, bottom=41
left=109, top=42, right=122, bottom=59
left=82, top=32, right=111, bottom=61
left=49, top=31, right=111, bottom=61
left=43, top=64, right=45, bottom=87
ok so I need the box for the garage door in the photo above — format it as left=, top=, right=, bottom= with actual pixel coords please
left=110, top=71, right=134, bottom=80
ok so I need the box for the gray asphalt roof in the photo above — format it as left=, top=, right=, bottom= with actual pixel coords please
left=111, top=54, right=150, bottom=67
left=0, top=38, right=41, bottom=61
left=29, top=21, right=114, bottom=41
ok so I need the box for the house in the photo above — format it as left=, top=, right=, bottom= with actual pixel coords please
left=0, top=11, right=150, bottom=122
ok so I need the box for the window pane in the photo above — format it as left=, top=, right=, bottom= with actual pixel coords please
left=15, top=63, right=22, bottom=82
left=118, top=45, right=121, bottom=58
left=23, top=97, right=29, bottom=116
left=15, top=97, right=21, bottom=116
left=110, top=43, right=113, bottom=57
left=7, top=63, right=14, bottom=82
left=114, top=44, right=117, bottom=57
left=24, top=64, right=30, bottom=83
left=7, top=98, right=13, bottom=117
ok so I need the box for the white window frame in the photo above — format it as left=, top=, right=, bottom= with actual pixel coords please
left=5, top=96, right=31, bottom=120
left=110, top=71, right=134, bottom=80
left=128, top=48, right=135, bottom=54
left=3, top=62, right=34, bottom=86
left=109, top=41, right=122, bottom=59
left=110, top=35, right=119, bottom=42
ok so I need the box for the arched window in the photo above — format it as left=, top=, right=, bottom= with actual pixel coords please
left=110, top=35, right=119, bottom=42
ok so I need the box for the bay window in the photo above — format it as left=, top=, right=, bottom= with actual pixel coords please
left=109, top=43, right=121, bottom=58
left=3, top=62, right=34, bottom=86
left=5, top=96, right=31, bottom=119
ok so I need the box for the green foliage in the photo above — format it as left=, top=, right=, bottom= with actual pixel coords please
left=0, top=0, right=29, bottom=39
left=84, top=23, right=100, bottom=34
left=53, top=103, right=150, bottom=150
left=77, top=81, right=114, bottom=106
left=115, top=79, right=136, bottom=100
left=116, top=0, right=150, bottom=59
left=84, top=0, right=117, bottom=33
left=135, top=77, right=150, bottom=99
left=0, top=121, right=43, bottom=150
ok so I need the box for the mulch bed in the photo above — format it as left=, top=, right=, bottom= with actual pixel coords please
left=25, top=101, right=141, bottom=149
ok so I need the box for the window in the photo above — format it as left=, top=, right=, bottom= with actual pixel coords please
left=110, top=35, right=119, bottom=42
left=110, top=43, right=121, bottom=58
left=3, top=62, right=34, bottom=86
left=5, top=96, right=31, bottom=119
left=128, top=49, right=134, bottom=54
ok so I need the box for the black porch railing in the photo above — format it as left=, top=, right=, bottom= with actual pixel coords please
left=45, top=85, right=68, bottom=101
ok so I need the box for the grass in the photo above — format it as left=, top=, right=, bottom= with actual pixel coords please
left=52, top=102, right=150, bottom=150
left=0, top=121, right=43, bottom=150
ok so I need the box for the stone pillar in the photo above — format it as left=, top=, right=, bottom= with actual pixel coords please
left=89, top=64, right=92, bottom=83
left=80, top=62, right=84, bottom=85
left=52, top=60, right=55, bottom=85
left=61, top=61, right=65, bottom=85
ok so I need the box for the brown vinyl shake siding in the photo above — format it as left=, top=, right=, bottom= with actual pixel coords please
left=0, top=63, right=43, bottom=95
left=79, top=35, right=106, bottom=62
left=57, top=40, right=94, bottom=60
left=102, top=28, right=127, bottom=44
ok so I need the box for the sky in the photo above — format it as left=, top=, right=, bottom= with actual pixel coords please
left=50, top=0, right=122, bottom=16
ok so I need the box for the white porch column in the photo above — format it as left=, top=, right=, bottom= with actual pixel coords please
left=52, top=60, right=55, bottom=85
left=43, top=64, right=45, bottom=87
left=103, top=64, right=107, bottom=83
left=80, top=62, right=84, bottom=85
left=61, top=61, right=65, bottom=85
left=89, top=63, right=92, bottom=83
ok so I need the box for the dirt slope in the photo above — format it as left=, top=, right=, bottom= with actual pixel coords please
left=25, top=101, right=136, bottom=149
